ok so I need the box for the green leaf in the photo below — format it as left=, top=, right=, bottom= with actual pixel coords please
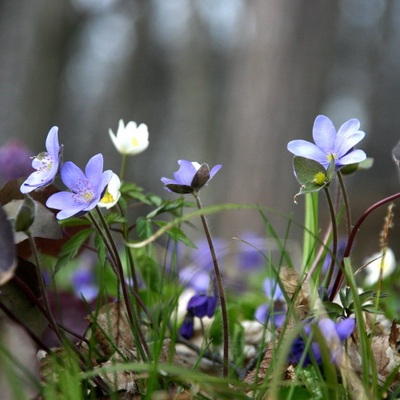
left=0, top=204, right=16, bottom=285
left=322, top=301, right=344, bottom=318
left=136, top=217, right=153, bottom=241
left=4, top=199, right=62, bottom=243
left=146, top=198, right=187, bottom=219
left=55, top=228, right=92, bottom=273
left=293, top=157, right=328, bottom=185
left=341, top=157, right=374, bottom=174
left=94, top=231, right=106, bottom=267
left=14, top=196, right=35, bottom=232
left=293, top=156, right=329, bottom=198
left=153, top=220, right=196, bottom=248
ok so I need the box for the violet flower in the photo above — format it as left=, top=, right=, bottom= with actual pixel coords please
left=287, top=115, right=366, bottom=170
left=46, top=154, right=113, bottom=220
left=289, top=317, right=355, bottom=366
left=0, top=139, right=33, bottom=183
left=180, top=314, right=195, bottom=339
left=71, top=267, right=98, bottom=301
left=179, top=294, right=217, bottom=339
left=255, top=278, right=287, bottom=328
left=187, top=294, right=217, bottom=318
left=20, top=126, right=61, bottom=193
left=161, top=160, right=222, bottom=194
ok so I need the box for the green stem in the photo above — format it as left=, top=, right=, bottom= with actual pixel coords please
left=322, top=187, right=338, bottom=290
left=337, top=171, right=351, bottom=238
left=27, top=232, right=64, bottom=344
left=193, top=193, right=229, bottom=378
left=120, top=154, right=128, bottom=182
left=89, top=209, right=149, bottom=361
left=302, top=192, right=319, bottom=272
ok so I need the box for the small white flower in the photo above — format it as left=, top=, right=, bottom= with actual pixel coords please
left=109, top=119, right=149, bottom=155
left=364, top=248, right=396, bottom=286
left=98, top=173, right=121, bottom=209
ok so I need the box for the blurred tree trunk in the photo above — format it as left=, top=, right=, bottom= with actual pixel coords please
left=0, top=0, right=77, bottom=147
left=215, top=0, right=340, bottom=238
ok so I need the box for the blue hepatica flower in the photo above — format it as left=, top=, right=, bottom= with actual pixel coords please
left=46, top=154, right=113, bottom=220
left=289, top=317, right=355, bottom=366
left=161, top=160, right=222, bottom=194
left=255, top=278, right=287, bottom=328
left=179, top=294, right=217, bottom=339
left=20, top=126, right=61, bottom=194
left=287, top=115, right=366, bottom=170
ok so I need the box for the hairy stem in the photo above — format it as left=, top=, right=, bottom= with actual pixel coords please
left=193, top=193, right=229, bottom=378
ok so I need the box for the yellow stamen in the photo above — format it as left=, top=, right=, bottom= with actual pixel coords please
left=100, top=190, right=114, bottom=204
left=132, top=137, right=139, bottom=147
left=313, top=171, right=327, bottom=186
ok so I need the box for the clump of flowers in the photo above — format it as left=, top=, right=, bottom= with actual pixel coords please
left=20, top=126, right=61, bottom=193
left=289, top=317, right=356, bottom=366
left=46, top=154, right=113, bottom=219
left=255, top=278, right=287, bottom=328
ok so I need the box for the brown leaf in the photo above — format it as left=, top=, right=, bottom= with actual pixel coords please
left=88, top=302, right=135, bottom=358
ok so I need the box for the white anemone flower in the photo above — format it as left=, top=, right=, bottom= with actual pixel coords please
left=98, top=173, right=121, bottom=209
left=109, top=119, right=149, bottom=155
left=364, top=248, right=396, bottom=286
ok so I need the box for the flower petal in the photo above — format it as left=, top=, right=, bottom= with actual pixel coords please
left=287, top=140, right=328, bottom=165
left=335, top=119, right=360, bottom=140
left=335, top=131, right=365, bottom=158
left=60, top=162, right=86, bottom=191
left=173, top=160, right=197, bottom=186
left=45, top=126, right=60, bottom=158
left=85, top=154, right=104, bottom=186
left=46, top=191, right=77, bottom=210
left=312, top=115, right=336, bottom=152
left=335, top=318, right=355, bottom=341
left=209, top=164, right=222, bottom=180
left=255, top=303, right=269, bottom=323
left=338, top=149, right=367, bottom=166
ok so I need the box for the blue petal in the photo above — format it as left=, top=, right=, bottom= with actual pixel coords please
left=335, top=131, right=365, bottom=158
left=335, top=119, right=360, bottom=140
left=85, top=154, right=104, bottom=187
left=46, top=191, right=86, bottom=220
left=173, top=160, right=197, bottom=185
left=97, top=170, right=113, bottom=197
left=317, top=318, right=336, bottom=338
left=338, top=149, right=367, bottom=166
left=288, top=140, right=328, bottom=165
left=45, top=126, right=60, bottom=159
left=312, top=115, right=336, bottom=153
left=61, top=161, right=86, bottom=191
left=209, top=164, right=222, bottom=180
left=263, top=278, right=284, bottom=301
left=335, top=318, right=355, bottom=341
left=20, top=171, right=48, bottom=193
left=255, top=303, right=269, bottom=323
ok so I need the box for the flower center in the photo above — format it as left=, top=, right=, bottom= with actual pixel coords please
left=73, top=179, right=95, bottom=204
left=326, top=153, right=338, bottom=162
left=100, top=189, right=114, bottom=205
left=132, top=137, right=139, bottom=147
left=313, top=171, right=327, bottom=186
left=36, top=152, right=54, bottom=172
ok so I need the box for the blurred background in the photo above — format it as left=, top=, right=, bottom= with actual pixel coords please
left=1, top=0, right=399, bottom=263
